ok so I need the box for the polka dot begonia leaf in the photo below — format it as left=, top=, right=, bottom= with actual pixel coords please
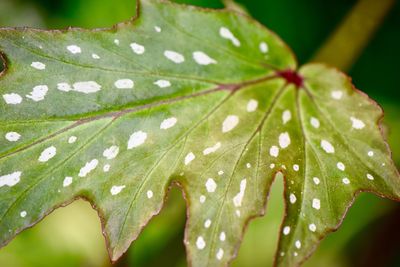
left=0, top=0, right=399, bottom=266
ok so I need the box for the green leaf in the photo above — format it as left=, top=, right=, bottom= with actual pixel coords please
left=0, top=0, right=399, bottom=266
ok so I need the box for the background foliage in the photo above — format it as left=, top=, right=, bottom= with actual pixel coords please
left=0, top=0, right=399, bottom=266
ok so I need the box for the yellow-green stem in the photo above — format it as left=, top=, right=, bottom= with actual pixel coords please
left=312, top=0, right=395, bottom=71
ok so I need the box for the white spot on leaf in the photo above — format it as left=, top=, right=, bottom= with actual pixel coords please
left=337, top=162, right=345, bottom=171
left=73, top=81, right=101, bottom=94
left=79, top=159, right=99, bottom=177
left=219, top=232, right=226, bottom=241
left=233, top=179, right=247, bottom=207
left=270, top=146, right=279, bottom=157
left=259, top=42, right=269, bottom=53
left=192, top=51, right=217, bottom=65
left=67, top=45, right=81, bottom=54
left=160, top=117, right=177, bottom=130
left=31, top=62, right=46, bottom=70
left=367, top=173, right=374, bottom=180
left=3, top=93, right=23, bottom=104
left=103, top=145, right=119, bottom=160
left=115, top=79, right=134, bottom=89
left=68, top=136, right=77, bottom=144
left=110, top=185, right=125, bottom=195
left=147, top=190, right=153, bottom=199
left=20, top=211, right=27, bottom=218
left=350, top=117, right=365, bottom=129
left=127, top=131, right=147, bottom=149
left=290, top=193, right=297, bottom=204
left=63, top=176, right=73, bottom=187
left=57, top=83, right=72, bottom=92
left=310, top=117, right=320, bottom=128
left=38, top=146, right=57, bottom=162
left=312, top=198, right=321, bottom=210
left=184, top=152, right=195, bottom=165
left=130, top=43, right=145, bottom=54
left=196, top=236, right=206, bottom=250
left=203, top=142, right=221, bottom=155
left=219, top=27, right=240, bottom=47
left=236, top=210, right=241, bottom=217
left=5, top=132, right=21, bottom=142
left=164, top=50, right=185, bottom=64
left=331, top=90, right=343, bottom=100
left=313, top=177, right=320, bottom=185
left=205, top=178, right=217, bottom=193
left=222, top=115, right=239, bottom=133
left=26, top=85, right=48, bottom=102
left=247, top=99, right=258, bottom=112
left=204, top=219, right=212, bottom=228
left=309, top=223, right=317, bottom=232
left=293, top=164, right=299, bottom=172
left=282, top=110, right=291, bottom=124
left=103, top=164, right=111, bottom=172
left=279, top=132, right=291, bottom=148
left=270, top=163, right=275, bottom=169
left=216, top=248, right=224, bottom=260
left=0, top=171, right=21, bottom=187
left=154, top=80, right=171, bottom=88
left=342, top=177, right=350, bottom=184
left=283, top=226, right=291, bottom=235
left=321, top=140, right=335, bottom=154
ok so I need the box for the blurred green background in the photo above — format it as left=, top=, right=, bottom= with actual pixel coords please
left=0, top=0, right=399, bottom=266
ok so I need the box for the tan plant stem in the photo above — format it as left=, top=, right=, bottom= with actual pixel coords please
left=222, top=0, right=249, bottom=15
